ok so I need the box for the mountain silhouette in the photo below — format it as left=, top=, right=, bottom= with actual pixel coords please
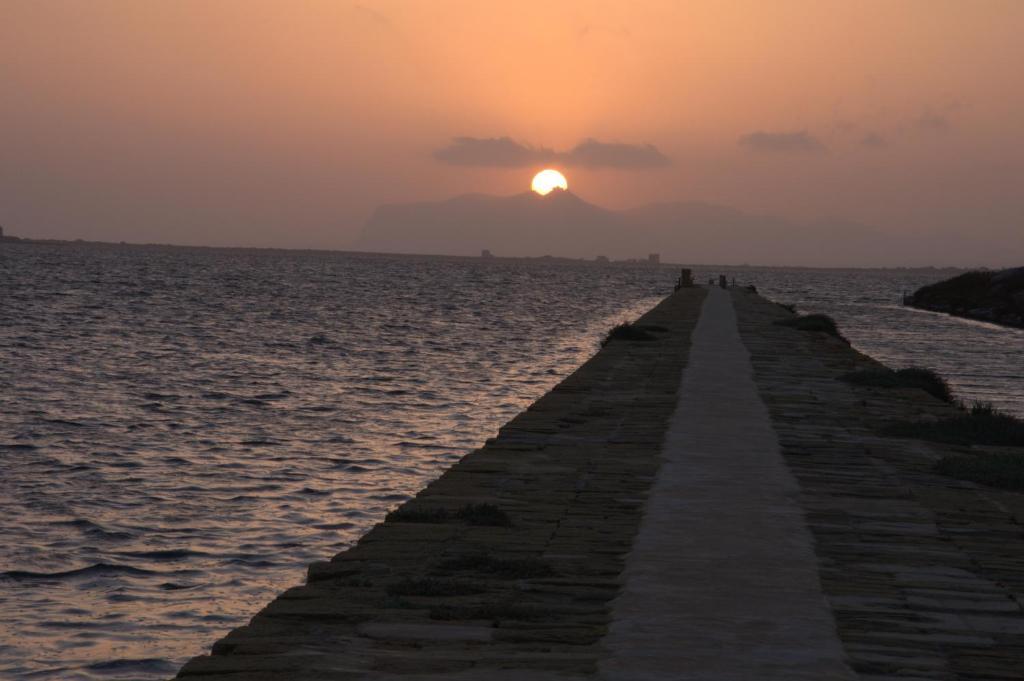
left=354, top=189, right=983, bottom=267
left=358, top=189, right=619, bottom=258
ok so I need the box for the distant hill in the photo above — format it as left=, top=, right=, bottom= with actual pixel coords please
left=354, top=189, right=993, bottom=267
left=357, top=190, right=621, bottom=259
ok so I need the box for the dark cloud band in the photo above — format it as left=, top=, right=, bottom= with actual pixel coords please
left=738, top=130, right=826, bottom=154
left=433, top=136, right=669, bottom=169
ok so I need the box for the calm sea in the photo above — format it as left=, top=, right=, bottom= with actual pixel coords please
left=1, top=242, right=1021, bottom=679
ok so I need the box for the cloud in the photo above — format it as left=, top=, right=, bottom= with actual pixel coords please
left=433, top=137, right=555, bottom=167
left=738, top=130, right=826, bottom=154
left=352, top=4, right=392, bottom=27
left=433, top=137, right=669, bottom=169
left=861, top=132, right=887, bottom=148
left=914, top=112, right=949, bottom=132
left=563, top=139, right=669, bottom=168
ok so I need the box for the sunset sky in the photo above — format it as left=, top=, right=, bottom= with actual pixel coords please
left=2, top=1, right=1022, bottom=263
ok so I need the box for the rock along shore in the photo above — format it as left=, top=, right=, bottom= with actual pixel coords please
left=905, top=267, right=1024, bottom=328
left=175, top=285, right=1024, bottom=680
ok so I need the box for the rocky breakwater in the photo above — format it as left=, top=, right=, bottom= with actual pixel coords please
left=734, top=287, right=1024, bottom=679
left=174, top=287, right=706, bottom=679
left=905, top=266, right=1024, bottom=328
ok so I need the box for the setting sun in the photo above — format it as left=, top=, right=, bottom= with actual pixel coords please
left=531, top=169, right=568, bottom=195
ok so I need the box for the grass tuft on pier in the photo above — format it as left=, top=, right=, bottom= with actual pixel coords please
left=840, top=367, right=954, bottom=403
left=601, top=322, right=666, bottom=346
left=454, top=503, right=512, bottom=527
left=884, top=402, right=1024, bottom=447
left=774, top=313, right=849, bottom=343
left=934, top=452, right=1024, bottom=491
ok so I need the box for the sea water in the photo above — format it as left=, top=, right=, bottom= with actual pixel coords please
left=1, top=243, right=1020, bottom=679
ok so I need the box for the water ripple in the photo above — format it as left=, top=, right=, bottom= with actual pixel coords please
left=0, top=243, right=666, bottom=679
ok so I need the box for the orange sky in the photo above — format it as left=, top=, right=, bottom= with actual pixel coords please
left=1, top=0, right=1022, bottom=263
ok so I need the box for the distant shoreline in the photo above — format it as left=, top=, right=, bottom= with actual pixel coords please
left=2, top=235, right=673, bottom=267
left=0, top=235, right=972, bottom=272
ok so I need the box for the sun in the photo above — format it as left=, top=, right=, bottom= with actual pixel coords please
left=531, top=169, right=568, bottom=195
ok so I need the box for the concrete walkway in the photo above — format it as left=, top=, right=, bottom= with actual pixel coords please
left=600, top=286, right=854, bottom=680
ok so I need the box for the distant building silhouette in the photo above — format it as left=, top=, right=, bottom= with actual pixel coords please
left=595, top=255, right=609, bottom=263
left=648, top=253, right=660, bottom=265
left=481, top=249, right=494, bottom=258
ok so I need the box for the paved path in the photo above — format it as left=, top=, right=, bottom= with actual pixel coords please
left=600, top=286, right=855, bottom=680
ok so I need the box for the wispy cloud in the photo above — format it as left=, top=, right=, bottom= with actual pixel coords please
left=914, top=112, right=949, bottom=132
left=738, top=130, right=826, bottom=154
left=352, top=3, right=392, bottom=28
left=565, top=139, right=669, bottom=168
left=433, top=137, right=555, bottom=167
left=861, top=132, right=887, bottom=148
left=433, top=137, right=669, bottom=169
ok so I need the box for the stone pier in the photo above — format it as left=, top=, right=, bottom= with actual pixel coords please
left=599, top=287, right=852, bottom=680
left=175, top=286, right=1024, bottom=680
